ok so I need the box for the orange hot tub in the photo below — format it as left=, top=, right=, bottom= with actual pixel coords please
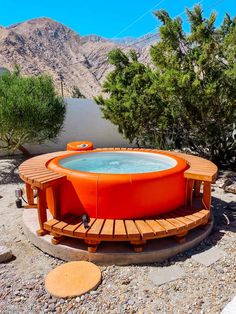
left=47, top=150, right=189, bottom=219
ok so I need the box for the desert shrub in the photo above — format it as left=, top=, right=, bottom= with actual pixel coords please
left=0, top=69, right=66, bottom=155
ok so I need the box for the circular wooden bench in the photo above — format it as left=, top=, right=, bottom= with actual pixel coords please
left=19, top=148, right=217, bottom=252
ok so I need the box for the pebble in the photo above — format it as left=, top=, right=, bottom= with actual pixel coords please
left=0, top=245, right=12, bottom=263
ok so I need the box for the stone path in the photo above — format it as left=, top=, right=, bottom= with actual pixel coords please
left=149, top=265, right=185, bottom=286
left=191, top=247, right=226, bottom=267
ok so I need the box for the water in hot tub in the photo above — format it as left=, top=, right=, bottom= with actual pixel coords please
left=59, top=152, right=177, bottom=174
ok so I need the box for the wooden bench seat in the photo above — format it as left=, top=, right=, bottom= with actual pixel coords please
left=44, top=206, right=210, bottom=252
left=18, top=151, right=71, bottom=189
left=166, top=151, right=217, bottom=182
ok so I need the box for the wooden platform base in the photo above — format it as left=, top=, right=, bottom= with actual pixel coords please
left=43, top=206, right=210, bottom=252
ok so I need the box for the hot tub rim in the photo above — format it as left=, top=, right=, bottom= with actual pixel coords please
left=47, top=149, right=189, bottom=179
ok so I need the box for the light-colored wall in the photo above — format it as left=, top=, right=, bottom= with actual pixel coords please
left=24, top=98, right=134, bottom=154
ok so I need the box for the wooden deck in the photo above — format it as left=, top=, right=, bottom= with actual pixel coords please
left=18, top=148, right=218, bottom=252
left=44, top=206, right=210, bottom=252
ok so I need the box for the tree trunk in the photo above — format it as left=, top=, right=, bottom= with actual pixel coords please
left=18, top=145, right=31, bottom=156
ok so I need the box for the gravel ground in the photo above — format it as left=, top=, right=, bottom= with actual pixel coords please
left=0, top=156, right=235, bottom=314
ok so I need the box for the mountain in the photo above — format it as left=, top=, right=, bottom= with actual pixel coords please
left=0, top=18, right=156, bottom=98
left=113, top=33, right=159, bottom=48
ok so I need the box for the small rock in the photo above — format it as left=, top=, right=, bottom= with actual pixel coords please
left=225, top=183, right=236, bottom=194
left=0, top=246, right=12, bottom=263
left=49, top=304, right=56, bottom=311
left=13, top=297, right=22, bottom=302
left=122, top=279, right=130, bottom=285
left=215, top=178, right=233, bottom=189
left=128, top=300, right=134, bottom=305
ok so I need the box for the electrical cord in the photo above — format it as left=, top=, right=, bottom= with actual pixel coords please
left=21, top=195, right=29, bottom=204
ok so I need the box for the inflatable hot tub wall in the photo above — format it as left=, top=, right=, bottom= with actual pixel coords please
left=46, top=149, right=188, bottom=219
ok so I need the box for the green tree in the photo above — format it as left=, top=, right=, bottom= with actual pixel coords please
left=95, top=49, right=169, bottom=147
left=0, top=69, right=66, bottom=155
left=95, top=6, right=236, bottom=166
left=71, top=86, right=85, bottom=98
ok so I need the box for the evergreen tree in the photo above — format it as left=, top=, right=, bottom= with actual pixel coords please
left=95, top=6, right=236, bottom=166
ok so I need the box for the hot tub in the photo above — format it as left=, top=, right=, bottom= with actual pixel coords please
left=47, top=149, right=188, bottom=219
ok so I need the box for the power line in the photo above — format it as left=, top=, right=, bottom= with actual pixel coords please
left=125, top=0, right=205, bottom=48
left=124, top=0, right=228, bottom=48
left=112, top=0, right=168, bottom=40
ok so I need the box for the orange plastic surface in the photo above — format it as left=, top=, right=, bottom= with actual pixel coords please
left=47, top=149, right=189, bottom=219
left=66, top=141, right=93, bottom=151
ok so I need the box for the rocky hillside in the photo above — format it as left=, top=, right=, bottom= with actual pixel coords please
left=0, top=18, right=155, bottom=98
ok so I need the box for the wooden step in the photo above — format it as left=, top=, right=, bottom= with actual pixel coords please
left=44, top=206, right=210, bottom=243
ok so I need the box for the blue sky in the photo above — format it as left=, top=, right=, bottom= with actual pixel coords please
left=0, top=0, right=235, bottom=38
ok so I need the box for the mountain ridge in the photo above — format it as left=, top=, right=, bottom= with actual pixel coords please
left=0, top=18, right=155, bottom=97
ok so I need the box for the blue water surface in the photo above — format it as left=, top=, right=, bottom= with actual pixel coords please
left=59, top=152, right=177, bottom=174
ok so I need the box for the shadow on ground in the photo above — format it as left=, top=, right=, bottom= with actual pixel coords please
left=0, top=155, right=27, bottom=185
left=142, top=195, right=236, bottom=267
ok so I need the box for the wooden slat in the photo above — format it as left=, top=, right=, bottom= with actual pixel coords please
left=31, top=172, right=61, bottom=182
left=176, top=209, right=201, bottom=223
left=74, top=218, right=96, bottom=238
left=86, top=219, right=105, bottom=239
left=165, top=212, right=196, bottom=229
left=34, top=176, right=66, bottom=189
left=20, top=169, right=47, bottom=177
left=135, top=220, right=154, bottom=239
left=62, top=217, right=83, bottom=236
left=180, top=208, right=209, bottom=220
left=44, top=218, right=60, bottom=231
left=19, top=167, right=46, bottom=174
left=161, top=216, right=187, bottom=232
left=100, top=219, right=114, bottom=239
left=125, top=220, right=141, bottom=240
left=23, top=173, right=47, bottom=182
left=145, top=220, right=166, bottom=236
left=52, top=215, right=76, bottom=233
left=156, top=218, right=178, bottom=235
left=114, top=220, right=127, bottom=240
left=27, top=173, right=60, bottom=184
